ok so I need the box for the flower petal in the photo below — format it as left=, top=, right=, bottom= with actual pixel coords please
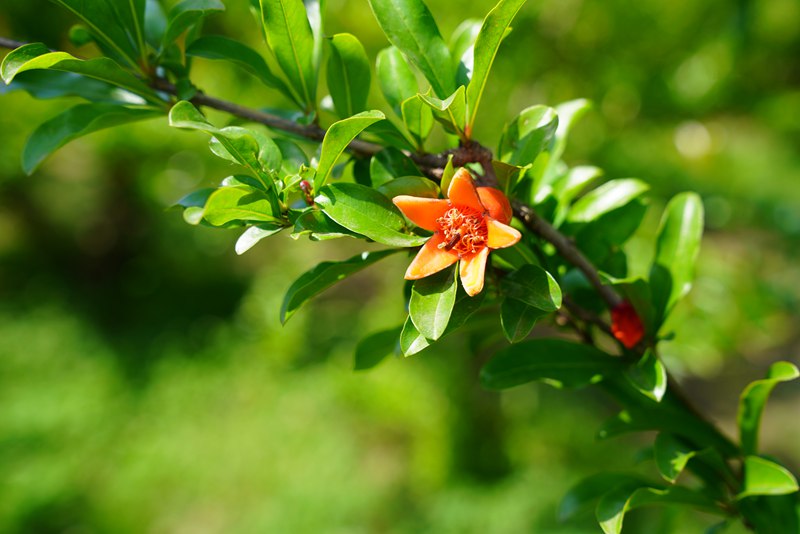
left=393, top=196, right=450, bottom=231
left=447, top=168, right=484, bottom=212
left=459, top=247, right=489, bottom=296
left=477, top=187, right=513, bottom=224
left=405, top=233, right=460, bottom=279
left=486, top=218, right=521, bottom=249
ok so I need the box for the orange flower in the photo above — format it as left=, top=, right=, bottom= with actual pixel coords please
left=611, top=301, right=645, bottom=349
left=393, top=168, right=522, bottom=296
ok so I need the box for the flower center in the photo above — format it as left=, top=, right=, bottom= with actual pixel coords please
left=436, top=205, right=488, bottom=257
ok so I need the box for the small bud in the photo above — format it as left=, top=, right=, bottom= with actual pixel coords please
left=611, top=301, right=645, bottom=349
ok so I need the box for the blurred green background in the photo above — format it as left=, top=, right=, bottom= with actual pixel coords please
left=0, top=0, right=798, bottom=532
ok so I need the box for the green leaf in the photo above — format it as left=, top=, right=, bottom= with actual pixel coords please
left=500, top=297, right=546, bottom=343
left=651, top=192, right=704, bottom=320
left=186, top=35, right=294, bottom=96
left=739, top=361, right=800, bottom=456
left=281, top=249, right=399, bottom=323
left=2, top=70, right=125, bottom=103
left=410, top=266, right=457, bottom=340
left=367, top=0, right=455, bottom=98
left=200, top=185, right=279, bottom=226
left=465, top=0, right=526, bottom=131
left=259, top=0, right=317, bottom=107
left=355, top=327, right=402, bottom=371
left=567, top=179, right=650, bottom=223
left=377, top=176, right=440, bottom=199
left=235, top=224, right=284, bottom=254
left=559, top=473, right=648, bottom=522
left=654, top=433, right=699, bottom=483
left=500, top=264, right=562, bottom=312
left=50, top=0, right=145, bottom=71
left=291, top=209, right=358, bottom=241
left=418, top=86, right=466, bottom=138
left=549, top=99, right=592, bottom=166
left=552, top=165, right=604, bottom=226
left=597, top=485, right=723, bottom=534
left=740, top=456, right=799, bottom=498
left=21, top=103, right=161, bottom=174
left=625, top=349, right=667, bottom=402
left=1, top=44, right=162, bottom=104
left=498, top=104, right=558, bottom=167
left=400, top=286, right=486, bottom=356
left=375, top=46, right=418, bottom=117
left=401, top=95, right=434, bottom=147
left=162, top=0, right=224, bottom=49
left=315, top=110, right=385, bottom=187
left=327, top=33, right=371, bottom=118
left=481, top=339, right=620, bottom=390
left=370, top=147, right=422, bottom=187
left=304, top=0, right=325, bottom=75
left=315, top=183, right=428, bottom=247
left=440, top=154, right=456, bottom=193
left=449, top=19, right=481, bottom=86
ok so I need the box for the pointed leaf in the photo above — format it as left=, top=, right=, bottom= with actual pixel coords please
left=567, top=178, right=649, bottom=223
left=500, top=264, right=562, bottom=312
left=418, top=86, right=466, bottom=137
left=449, top=19, right=482, bottom=86
left=259, top=0, right=317, bottom=107
left=401, top=95, right=434, bottom=146
left=315, top=110, right=385, bottom=187
left=367, top=0, right=455, bottom=98
left=200, top=185, right=279, bottom=226
left=376, top=46, right=418, bottom=117
left=654, top=433, right=698, bottom=483
left=281, top=249, right=399, bottom=323
left=559, top=473, right=647, bottom=522
left=162, top=0, right=224, bottom=48
left=740, top=456, right=799, bottom=498
left=315, top=182, right=428, bottom=247
left=327, top=33, right=371, bottom=118
left=625, top=349, right=667, bottom=402
left=739, top=361, right=800, bottom=456
left=498, top=104, right=558, bottom=166
left=466, top=0, right=526, bottom=130
left=500, top=297, right=546, bottom=343
left=235, top=224, right=284, bottom=254
left=21, top=103, right=161, bottom=174
left=481, top=339, right=621, bottom=390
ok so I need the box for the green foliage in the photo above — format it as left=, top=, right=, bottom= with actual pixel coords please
left=409, top=266, right=457, bottom=340
left=326, top=33, right=371, bottom=118
left=315, top=110, right=384, bottom=187
left=738, top=361, right=800, bottom=456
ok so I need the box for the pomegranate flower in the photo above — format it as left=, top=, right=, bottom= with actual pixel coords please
left=611, top=301, right=645, bottom=349
left=393, top=168, right=522, bottom=296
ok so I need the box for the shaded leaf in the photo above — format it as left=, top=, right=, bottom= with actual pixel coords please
left=739, top=361, right=800, bottom=456
left=235, top=224, right=284, bottom=254
left=625, top=349, right=667, bottom=402
left=327, top=33, right=371, bottom=118
left=375, top=46, right=418, bottom=117
left=355, top=326, right=402, bottom=370
left=162, top=0, right=224, bottom=48
left=410, top=266, right=457, bottom=340
left=500, top=297, right=546, bottom=343
left=498, top=104, right=558, bottom=167
left=418, top=86, right=466, bottom=137
left=401, top=95, right=434, bottom=147
left=315, top=110, right=385, bottom=187
left=500, top=264, right=562, bottom=312
left=291, top=209, right=357, bottom=241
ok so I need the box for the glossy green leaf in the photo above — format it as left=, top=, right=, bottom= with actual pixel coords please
left=740, top=456, right=799, bottom=498
left=498, top=104, right=558, bottom=166
left=449, top=19, right=481, bottom=86
left=410, top=266, right=457, bottom=340
left=375, top=46, right=418, bottom=117
left=259, top=0, right=317, bottom=107
left=144, top=0, right=168, bottom=47
left=500, top=264, right=562, bottom=312
left=651, top=192, right=704, bottom=319
left=625, top=349, right=667, bottom=402
left=401, top=95, right=434, bottom=146
left=559, top=473, right=648, bottom=522
left=654, top=433, right=698, bottom=483
left=550, top=99, right=592, bottom=165
left=50, top=0, right=145, bottom=70
left=481, top=339, right=620, bottom=390
left=370, top=147, right=422, bottom=187
left=418, top=86, right=466, bottom=137
left=327, top=33, right=371, bottom=118
left=1, top=44, right=161, bottom=104
left=440, top=154, right=456, bottom=194
left=186, top=35, right=293, bottom=96
left=315, top=110, right=385, bottom=187
left=567, top=179, right=649, bottom=223
left=466, top=0, right=526, bottom=131
left=500, top=297, right=546, bottom=343
left=597, top=484, right=723, bottom=534
left=315, top=183, right=428, bottom=247
left=400, top=286, right=486, bottom=356
left=290, top=209, right=357, bottom=241
left=739, top=361, right=800, bottom=456
left=552, top=165, right=604, bottom=226
left=162, top=0, right=224, bottom=48
left=355, top=326, right=402, bottom=371
left=21, top=103, right=161, bottom=174
left=200, top=185, right=279, bottom=226
left=377, top=176, right=439, bottom=199
left=281, top=249, right=399, bottom=323
left=367, top=0, right=455, bottom=98
left=304, top=0, right=325, bottom=75
left=235, top=224, right=284, bottom=254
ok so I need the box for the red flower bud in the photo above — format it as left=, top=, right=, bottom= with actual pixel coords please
left=611, top=301, right=645, bottom=349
